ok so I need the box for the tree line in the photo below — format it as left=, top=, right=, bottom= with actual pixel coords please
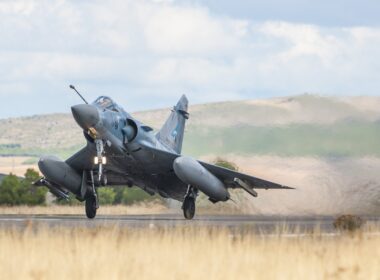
left=0, top=158, right=237, bottom=206
left=0, top=169, right=156, bottom=206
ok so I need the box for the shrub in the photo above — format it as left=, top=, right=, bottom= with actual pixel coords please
left=0, top=174, right=20, bottom=205
left=19, top=169, right=47, bottom=205
left=121, top=187, right=154, bottom=205
left=112, top=187, right=124, bottom=205
left=213, top=157, right=239, bottom=171
left=333, top=215, right=364, bottom=231
left=0, top=169, right=47, bottom=205
left=54, top=193, right=82, bottom=205
left=97, top=187, right=116, bottom=205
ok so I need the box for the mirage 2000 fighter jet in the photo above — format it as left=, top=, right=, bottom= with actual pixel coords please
left=36, top=86, right=293, bottom=219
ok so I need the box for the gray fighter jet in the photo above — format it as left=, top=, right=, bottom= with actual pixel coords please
left=36, top=86, right=293, bottom=219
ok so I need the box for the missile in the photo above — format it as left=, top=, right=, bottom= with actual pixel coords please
left=173, top=156, right=230, bottom=202
left=34, top=178, right=70, bottom=200
left=38, top=156, right=82, bottom=194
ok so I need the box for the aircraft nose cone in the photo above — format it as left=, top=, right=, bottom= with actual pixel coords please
left=71, top=104, right=100, bottom=130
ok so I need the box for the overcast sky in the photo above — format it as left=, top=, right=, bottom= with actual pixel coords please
left=1, top=0, right=380, bottom=118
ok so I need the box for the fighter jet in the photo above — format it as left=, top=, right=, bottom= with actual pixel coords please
left=36, top=86, right=293, bottom=219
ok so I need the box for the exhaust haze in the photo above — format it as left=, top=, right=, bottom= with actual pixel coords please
left=199, top=156, right=380, bottom=216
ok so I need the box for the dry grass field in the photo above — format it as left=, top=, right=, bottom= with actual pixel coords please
left=0, top=225, right=379, bottom=280
left=0, top=156, right=37, bottom=177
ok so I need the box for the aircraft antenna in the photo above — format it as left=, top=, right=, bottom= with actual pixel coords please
left=69, top=85, right=88, bottom=104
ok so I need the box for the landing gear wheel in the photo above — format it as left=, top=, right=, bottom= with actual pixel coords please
left=85, top=196, right=97, bottom=219
left=182, top=197, right=196, bottom=220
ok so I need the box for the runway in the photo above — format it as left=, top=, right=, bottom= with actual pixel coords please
left=0, top=214, right=379, bottom=233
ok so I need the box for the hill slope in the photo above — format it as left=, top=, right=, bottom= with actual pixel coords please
left=1, top=94, right=380, bottom=159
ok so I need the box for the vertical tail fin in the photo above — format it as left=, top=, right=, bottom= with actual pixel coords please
left=156, top=95, right=189, bottom=154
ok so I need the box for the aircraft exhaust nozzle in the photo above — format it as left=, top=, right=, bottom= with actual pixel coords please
left=173, top=156, right=230, bottom=202
left=71, top=104, right=100, bottom=130
left=38, top=156, right=82, bottom=194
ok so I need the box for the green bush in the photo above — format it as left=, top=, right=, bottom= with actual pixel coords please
left=112, top=187, right=124, bottom=205
left=0, top=174, right=20, bottom=205
left=54, top=193, right=82, bottom=205
left=0, top=169, right=47, bottom=206
left=97, top=187, right=116, bottom=205
left=121, top=187, right=154, bottom=205
left=213, top=157, right=239, bottom=171
left=20, top=169, right=47, bottom=205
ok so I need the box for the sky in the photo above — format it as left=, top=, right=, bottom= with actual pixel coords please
left=0, top=0, right=380, bottom=118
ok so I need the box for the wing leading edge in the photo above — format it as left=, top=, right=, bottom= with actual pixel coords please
left=198, top=161, right=294, bottom=190
left=140, top=144, right=294, bottom=193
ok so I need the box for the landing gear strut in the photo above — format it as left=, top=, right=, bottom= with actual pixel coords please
left=182, top=185, right=198, bottom=220
left=94, top=139, right=107, bottom=184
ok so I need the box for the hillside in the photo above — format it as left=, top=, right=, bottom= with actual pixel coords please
left=1, top=94, right=380, bottom=159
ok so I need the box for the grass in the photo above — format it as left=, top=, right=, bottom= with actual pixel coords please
left=0, top=225, right=379, bottom=279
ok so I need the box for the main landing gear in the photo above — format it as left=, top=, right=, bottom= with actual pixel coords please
left=182, top=185, right=198, bottom=220
left=85, top=196, right=97, bottom=219
left=85, top=170, right=99, bottom=219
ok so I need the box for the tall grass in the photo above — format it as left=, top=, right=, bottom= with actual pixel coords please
left=0, top=225, right=379, bottom=280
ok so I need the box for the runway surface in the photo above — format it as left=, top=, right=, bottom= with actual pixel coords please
left=0, top=214, right=379, bottom=233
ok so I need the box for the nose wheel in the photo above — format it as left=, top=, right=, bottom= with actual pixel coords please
left=182, top=185, right=198, bottom=220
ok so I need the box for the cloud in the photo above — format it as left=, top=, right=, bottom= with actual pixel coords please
left=0, top=0, right=380, bottom=118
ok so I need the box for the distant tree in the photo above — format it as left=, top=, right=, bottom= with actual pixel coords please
left=0, top=169, right=48, bottom=206
left=97, top=187, right=116, bottom=205
left=112, top=187, right=124, bottom=205
left=0, top=174, right=20, bottom=205
left=121, top=187, right=155, bottom=205
left=213, top=157, right=239, bottom=171
left=19, top=168, right=48, bottom=205
left=24, top=168, right=40, bottom=182
left=54, top=193, right=81, bottom=205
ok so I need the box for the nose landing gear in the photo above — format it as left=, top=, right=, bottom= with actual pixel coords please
left=94, top=139, right=107, bottom=186
left=86, top=139, right=108, bottom=219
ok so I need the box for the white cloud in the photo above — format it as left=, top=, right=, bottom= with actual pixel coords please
left=143, top=4, right=246, bottom=55
left=0, top=0, right=36, bottom=15
left=0, top=0, right=380, bottom=118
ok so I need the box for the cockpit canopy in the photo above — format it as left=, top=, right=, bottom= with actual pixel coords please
left=93, top=96, right=120, bottom=112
